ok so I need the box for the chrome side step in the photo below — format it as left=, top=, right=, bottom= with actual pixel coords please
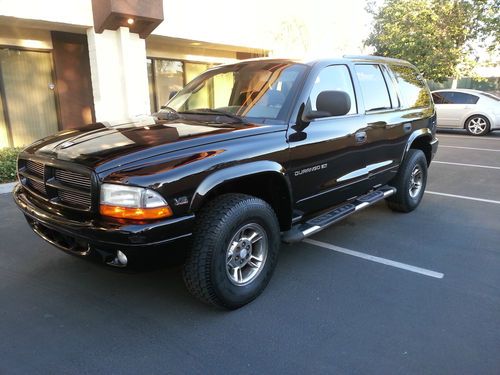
left=282, top=186, right=396, bottom=243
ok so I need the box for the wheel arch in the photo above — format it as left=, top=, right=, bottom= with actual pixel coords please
left=189, top=161, right=293, bottom=231
left=405, top=129, right=433, bottom=166
left=462, top=112, right=492, bottom=129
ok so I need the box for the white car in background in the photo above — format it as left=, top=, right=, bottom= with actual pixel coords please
left=431, top=89, right=500, bottom=136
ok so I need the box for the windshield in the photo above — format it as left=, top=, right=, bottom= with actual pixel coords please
left=164, top=61, right=307, bottom=123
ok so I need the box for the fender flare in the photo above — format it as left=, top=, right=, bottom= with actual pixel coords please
left=404, top=128, right=433, bottom=155
left=189, top=160, right=291, bottom=212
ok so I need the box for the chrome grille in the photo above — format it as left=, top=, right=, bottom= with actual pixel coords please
left=55, top=169, right=91, bottom=190
left=26, top=160, right=44, bottom=177
left=29, top=180, right=46, bottom=195
left=58, top=190, right=92, bottom=207
left=18, top=158, right=93, bottom=211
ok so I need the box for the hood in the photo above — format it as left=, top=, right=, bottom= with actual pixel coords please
left=23, top=118, right=285, bottom=173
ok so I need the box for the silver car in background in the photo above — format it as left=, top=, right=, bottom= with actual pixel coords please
left=431, top=89, right=500, bottom=136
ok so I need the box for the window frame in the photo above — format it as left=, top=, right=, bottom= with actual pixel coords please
left=305, top=63, right=360, bottom=122
left=354, top=63, right=394, bottom=114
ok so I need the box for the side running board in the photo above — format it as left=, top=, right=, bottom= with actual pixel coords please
left=282, top=185, right=396, bottom=243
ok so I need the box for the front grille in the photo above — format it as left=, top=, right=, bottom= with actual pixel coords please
left=18, top=158, right=93, bottom=211
left=55, top=169, right=91, bottom=190
left=26, top=160, right=44, bottom=177
left=58, top=190, right=92, bottom=207
left=29, top=180, right=47, bottom=195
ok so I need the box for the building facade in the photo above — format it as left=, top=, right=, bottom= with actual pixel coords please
left=0, top=0, right=267, bottom=147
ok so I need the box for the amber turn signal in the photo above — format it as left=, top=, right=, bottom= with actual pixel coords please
left=100, top=205, right=173, bottom=220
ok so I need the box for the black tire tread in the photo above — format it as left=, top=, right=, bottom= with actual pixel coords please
left=387, top=149, right=427, bottom=213
left=182, top=193, right=279, bottom=309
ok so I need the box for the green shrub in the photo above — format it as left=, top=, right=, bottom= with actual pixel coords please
left=0, top=147, right=22, bottom=183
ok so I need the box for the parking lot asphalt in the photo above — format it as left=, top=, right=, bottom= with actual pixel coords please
left=1, top=129, right=499, bottom=375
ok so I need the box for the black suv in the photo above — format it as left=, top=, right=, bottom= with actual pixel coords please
left=14, top=56, right=438, bottom=309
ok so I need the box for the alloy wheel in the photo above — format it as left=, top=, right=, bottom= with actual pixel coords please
left=226, top=223, right=268, bottom=286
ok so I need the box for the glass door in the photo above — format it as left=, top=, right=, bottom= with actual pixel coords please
left=0, top=48, right=59, bottom=147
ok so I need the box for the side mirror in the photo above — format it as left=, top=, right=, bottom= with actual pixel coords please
left=305, top=90, right=351, bottom=120
left=169, top=91, right=178, bottom=100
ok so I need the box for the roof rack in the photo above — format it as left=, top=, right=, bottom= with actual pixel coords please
left=343, top=55, right=410, bottom=64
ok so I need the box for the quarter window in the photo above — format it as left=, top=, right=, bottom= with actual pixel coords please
left=381, top=66, right=400, bottom=108
left=390, top=65, right=431, bottom=108
left=355, top=64, right=392, bottom=112
left=308, top=65, right=357, bottom=115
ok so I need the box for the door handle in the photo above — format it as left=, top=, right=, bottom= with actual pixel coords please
left=355, top=131, right=367, bottom=143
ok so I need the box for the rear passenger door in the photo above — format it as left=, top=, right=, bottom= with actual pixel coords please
left=352, top=63, right=409, bottom=190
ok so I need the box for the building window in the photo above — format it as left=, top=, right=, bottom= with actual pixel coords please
left=147, top=58, right=215, bottom=112
left=0, top=48, right=59, bottom=147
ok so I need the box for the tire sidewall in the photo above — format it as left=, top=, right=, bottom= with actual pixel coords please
left=209, top=201, right=280, bottom=308
left=400, top=150, right=427, bottom=210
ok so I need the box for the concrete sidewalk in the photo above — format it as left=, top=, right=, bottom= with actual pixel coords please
left=0, top=182, right=15, bottom=194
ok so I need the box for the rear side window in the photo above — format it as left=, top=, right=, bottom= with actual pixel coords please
left=355, top=64, right=392, bottom=111
left=390, top=65, right=431, bottom=109
left=432, top=91, right=479, bottom=105
left=452, top=92, right=479, bottom=104
left=308, top=65, right=357, bottom=115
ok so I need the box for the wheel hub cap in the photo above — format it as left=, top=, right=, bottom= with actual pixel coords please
left=409, top=165, right=423, bottom=198
left=468, top=117, right=487, bottom=134
left=226, top=223, right=268, bottom=286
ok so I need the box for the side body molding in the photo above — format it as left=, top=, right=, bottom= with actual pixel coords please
left=189, top=161, right=290, bottom=212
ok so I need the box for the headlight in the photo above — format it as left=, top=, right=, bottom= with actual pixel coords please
left=99, top=183, right=172, bottom=220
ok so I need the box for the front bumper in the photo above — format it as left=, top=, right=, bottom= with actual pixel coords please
left=13, top=184, right=194, bottom=265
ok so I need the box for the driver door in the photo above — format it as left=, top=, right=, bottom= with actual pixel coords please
left=288, top=64, right=374, bottom=214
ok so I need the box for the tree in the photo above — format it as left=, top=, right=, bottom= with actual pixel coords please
left=365, top=0, right=500, bottom=82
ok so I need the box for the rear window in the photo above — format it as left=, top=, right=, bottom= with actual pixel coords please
left=390, top=65, right=431, bottom=109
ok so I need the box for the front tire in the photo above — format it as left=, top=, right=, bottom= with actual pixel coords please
left=465, top=115, right=490, bottom=136
left=386, top=149, right=428, bottom=213
left=183, top=194, right=280, bottom=309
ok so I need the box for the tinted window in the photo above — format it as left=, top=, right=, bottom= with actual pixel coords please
left=432, top=91, right=479, bottom=105
left=309, top=65, right=357, bottom=115
left=453, top=92, right=479, bottom=104
left=432, top=92, right=446, bottom=104
left=390, top=65, right=431, bottom=108
left=355, top=64, right=391, bottom=111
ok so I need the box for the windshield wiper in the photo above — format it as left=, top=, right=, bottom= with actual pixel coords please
left=156, top=106, right=181, bottom=120
left=180, top=108, right=247, bottom=123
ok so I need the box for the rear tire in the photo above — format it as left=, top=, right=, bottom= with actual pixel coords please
left=386, top=149, right=427, bottom=213
left=183, top=194, right=280, bottom=309
left=465, top=115, right=490, bottom=136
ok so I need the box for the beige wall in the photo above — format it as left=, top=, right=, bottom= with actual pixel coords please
left=0, top=24, right=52, bottom=50
left=146, top=37, right=238, bottom=64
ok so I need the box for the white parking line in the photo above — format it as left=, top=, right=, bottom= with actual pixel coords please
left=440, top=145, right=500, bottom=152
left=303, top=238, right=444, bottom=279
left=426, top=191, right=500, bottom=205
left=438, top=134, right=500, bottom=141
left=433, top=161, right=500, bottom=170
